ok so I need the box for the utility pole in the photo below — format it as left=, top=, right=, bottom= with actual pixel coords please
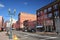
left=8, top=8, right=16, bottom=40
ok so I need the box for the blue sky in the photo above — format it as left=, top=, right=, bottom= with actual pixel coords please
left=0, top=0, right=55, bottom=21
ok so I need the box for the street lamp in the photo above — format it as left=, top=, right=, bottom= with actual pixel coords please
left=54, top=16, right=59, bottom=34
left=8, top=8, right=16, bottom=39
left=14, top=9, right=16, bottom=16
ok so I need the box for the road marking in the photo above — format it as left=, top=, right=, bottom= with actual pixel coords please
left=40, top=39, right=45, bottom=40
left=45, top=37, right=58, bottom=39
left=21, top=37, right=28, bottom=39
left=49, top=37, right=58, bottom=38
left=13, top=31, right=58, bottom=40
left=24, top=37, right=28, bottom=38
left=24, top=35, right=28, bottom=36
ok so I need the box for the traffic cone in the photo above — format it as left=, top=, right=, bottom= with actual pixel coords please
left=13, top=34, right=19, bottom=40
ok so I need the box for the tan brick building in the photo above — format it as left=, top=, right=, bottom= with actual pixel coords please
left=18, top=12, right=36, bottom=29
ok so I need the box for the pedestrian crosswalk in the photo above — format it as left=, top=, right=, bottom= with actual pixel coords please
left=13, top=31, right=59, bottom=40
left=40, top=39, right=45, bottom=40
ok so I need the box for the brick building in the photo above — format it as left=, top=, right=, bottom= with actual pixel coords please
left=0, top=16, right=4, bottom=31
left=36, top=0, right=60, bottom=32
left=23, top=20, right=36, bottom=32
left=4, top=21, right=9, bottom=27
left=18, top=12, right=36, bottom=29
left=12, top=21, right=20, bottom=30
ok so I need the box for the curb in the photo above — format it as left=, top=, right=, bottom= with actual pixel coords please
left=36, top=32, right=57, bottom=35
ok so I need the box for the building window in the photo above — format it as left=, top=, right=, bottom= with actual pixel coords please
left=44, top=9, right=47, bottom=13
left=44, top=15, right=47, bottom=18
left=59, top=3, right=60, bottom=5
left=37, top=17, right=40, bottom=21
left=40, top=11, right=44, bottom=15
left=53, top=4, right=58, bottom=9
left=48, top=7, right=52, bottom=12
left=37, top=12, right=41, bottom=17
left=59, top=3, right=60, bottom=7
left=37, top=12, right=40, bottom=15
left=54, top=11, right=59, bottom=17
left=48, top=13, right=52, bottom=18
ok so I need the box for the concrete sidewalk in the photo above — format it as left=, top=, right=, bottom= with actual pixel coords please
left=36, top=32, right=58, bottom=35
left=0, top=32, right=10, bottom=40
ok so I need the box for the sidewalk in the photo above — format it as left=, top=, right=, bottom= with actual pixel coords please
left=0, top=31, right=10, bottom=40
left=36, top=32, right=57, bottom=35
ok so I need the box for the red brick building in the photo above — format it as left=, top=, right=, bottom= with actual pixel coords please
left=23, top=20, right=36, bottom=32
left=12, top=21, right=20, bottom=30
left=18, top=12, right=36, bottom=29
left=0, top=16, right=4, bottom=30
left=28, top=21, right=36, bottom=27
left=12, top=23, right=16, bottom=28
left=36, top=0, right=60, bottom=32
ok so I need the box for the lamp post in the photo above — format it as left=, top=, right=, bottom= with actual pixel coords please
left=8, top=8, right=16, bottom=39
left=54, top=16, right=59, bottom=34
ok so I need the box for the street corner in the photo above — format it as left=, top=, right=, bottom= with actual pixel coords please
left=0, top=32, right=9, bottom=40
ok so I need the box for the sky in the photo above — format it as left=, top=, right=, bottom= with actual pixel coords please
left=0, top=0, right=55, bottom=21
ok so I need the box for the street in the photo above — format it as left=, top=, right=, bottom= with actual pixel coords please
left=12, top=30, right=60, bottom=40
left=0, top=0, right=60, bottom=40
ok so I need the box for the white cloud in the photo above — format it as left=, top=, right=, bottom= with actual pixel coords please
left=0, top=4, right=5, bottom=7
left=24, top=2, right=28, bottom=5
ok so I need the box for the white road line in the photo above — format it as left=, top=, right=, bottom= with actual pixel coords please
left=24, top=35, right=29, bottom=36
left=40, top=39, right=45, bottom=40
left=14, top=31, right=58, bottom=40
left=24, top=37, right=28, bottom=38
left=21, top=37, right=28, bottom=39
left=45, top=37, right=58, bottom=39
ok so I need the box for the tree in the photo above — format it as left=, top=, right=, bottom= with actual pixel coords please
left=23, top=20, right=29, bottom=27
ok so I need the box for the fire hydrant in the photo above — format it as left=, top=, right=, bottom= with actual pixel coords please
left=13, top=34, right=19, bottom=40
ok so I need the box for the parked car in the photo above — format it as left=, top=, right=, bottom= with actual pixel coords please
left=36, top=25, right=44, bottom=32
left=12, top=28, right=15, bottom=30
left=27, top=27, right=36, bottom=32
left=22, top=27, right=28, bottom=32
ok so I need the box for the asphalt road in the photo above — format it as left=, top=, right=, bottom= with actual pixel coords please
left=12, top=30, right=60, bottom=40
